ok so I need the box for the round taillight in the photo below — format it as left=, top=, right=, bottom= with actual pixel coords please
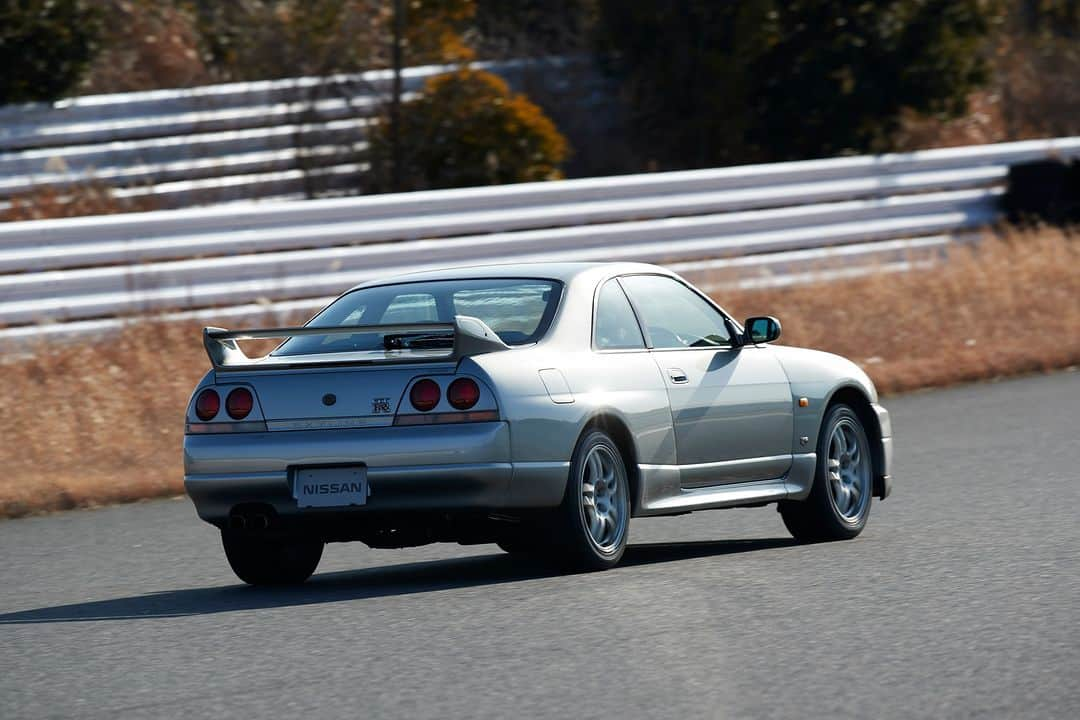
left=447, top=378, right=480, bottom=410
left=410, top=379, right=441, bottom=412
left=195, top=389, right=220, bottom=421
left=226, top=387, right=254, bottom=420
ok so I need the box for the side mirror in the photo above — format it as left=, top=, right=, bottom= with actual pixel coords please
left=744, top=316, right=781, bottom=344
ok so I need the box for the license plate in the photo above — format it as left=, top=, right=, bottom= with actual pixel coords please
left=294, top=466, right=368, bottom=508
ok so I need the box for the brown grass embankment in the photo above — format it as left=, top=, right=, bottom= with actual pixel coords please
left=718, top=229, right=1079, bottom=395
left=0, top=229, right=1076, bottom=518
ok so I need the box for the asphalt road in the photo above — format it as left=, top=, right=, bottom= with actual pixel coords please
left=2, top=372, right=1078, bottom=719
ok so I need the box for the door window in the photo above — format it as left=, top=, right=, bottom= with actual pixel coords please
left=620, top=275, right=731, bottom=349
left=594, top=279, right=646, bottom=349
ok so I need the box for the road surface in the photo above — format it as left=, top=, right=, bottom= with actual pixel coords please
left=1, top=371, right=1078, bottom=719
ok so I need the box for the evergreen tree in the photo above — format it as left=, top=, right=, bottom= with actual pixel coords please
left=596, top=0, right=1004, bottom=166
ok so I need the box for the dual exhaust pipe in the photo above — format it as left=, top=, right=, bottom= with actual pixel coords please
left=228, top=510, right=272, bottom=531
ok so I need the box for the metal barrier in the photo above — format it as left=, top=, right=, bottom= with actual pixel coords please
left=1, top=136, right=1078, bottom=344
left=0, top=58, right=576, bottom=209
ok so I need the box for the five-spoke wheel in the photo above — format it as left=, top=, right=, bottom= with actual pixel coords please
left=825, top=417, right=871, bottom=523
left=542, top=429, right=631, bottom=569
left=779, top=403, right=873, bottom=541
left=580, top=442, right=628, bottom=552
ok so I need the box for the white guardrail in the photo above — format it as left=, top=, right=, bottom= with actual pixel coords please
left=1, top=136, right=1079, bottom=345
left=0, top=58, right=584, bottom=211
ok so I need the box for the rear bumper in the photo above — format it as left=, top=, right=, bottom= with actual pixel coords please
left=872, top=403, right=894, bottom=499
left=183, top=422, right=569, bottom=524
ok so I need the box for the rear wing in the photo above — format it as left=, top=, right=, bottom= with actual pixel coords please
left=203, top=315, right=509, bottom=371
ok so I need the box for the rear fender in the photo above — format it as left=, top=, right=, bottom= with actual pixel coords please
left=468, top=349, right=676, bottom=471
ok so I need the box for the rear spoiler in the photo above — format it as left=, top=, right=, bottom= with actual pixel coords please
left=203, top=315, right=509, bottom=371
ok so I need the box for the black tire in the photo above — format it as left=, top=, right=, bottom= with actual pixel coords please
left=221, top=532, right=324, bottom=586
left=779, top=403, right=872, bottom=542
left=496, top=535, right=541, bottom=555
left=544, top=429, right=631, bottom=570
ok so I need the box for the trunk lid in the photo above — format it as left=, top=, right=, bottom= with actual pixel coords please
left=222, top=362, right=457, bottom=430
left=201, top=317, right=509, bottom=431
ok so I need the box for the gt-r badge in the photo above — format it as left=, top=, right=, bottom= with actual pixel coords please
left=371, top=397, right=392, bottom=414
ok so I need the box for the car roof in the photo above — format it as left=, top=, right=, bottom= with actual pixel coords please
left=346, top=261, right=674, bottom=291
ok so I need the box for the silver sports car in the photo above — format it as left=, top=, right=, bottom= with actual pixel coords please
left=184, top=262, right=893, bottom=585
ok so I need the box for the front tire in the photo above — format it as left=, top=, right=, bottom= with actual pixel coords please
left=779, top=403, right=873, bottom=542
left=546, top=430, right=631, bottom=570
left=222, top=532, right=324, bottom=586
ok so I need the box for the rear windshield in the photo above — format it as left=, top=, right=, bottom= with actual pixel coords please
left=274, top=278, right=563, bottom=356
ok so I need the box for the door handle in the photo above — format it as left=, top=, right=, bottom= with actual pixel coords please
left=668, top=368, right=688, bottom=384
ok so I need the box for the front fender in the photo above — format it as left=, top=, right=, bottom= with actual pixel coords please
left=770, top=345, right=879, bottom=450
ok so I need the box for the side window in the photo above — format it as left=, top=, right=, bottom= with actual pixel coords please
left=620, top=275, right=731, bottom=349
left=594, top=279, right=646, bottom=350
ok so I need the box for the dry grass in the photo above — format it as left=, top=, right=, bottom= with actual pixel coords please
left=0, top=229, right=1076, bottom=519
left=892, top=90, right=1008, bottom=152
left=2, top=183, right=159, bottom=222
left=718, top=228, right=1079, bottom=395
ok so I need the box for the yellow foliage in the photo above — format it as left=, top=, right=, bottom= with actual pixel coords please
left=372, top=68, right=569, bottom=190
left=404, top=0, right=478, bottom=64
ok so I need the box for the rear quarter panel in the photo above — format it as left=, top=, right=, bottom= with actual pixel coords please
left=467, top=348, right=676, bottom=467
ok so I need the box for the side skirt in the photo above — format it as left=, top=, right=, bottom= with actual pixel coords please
left=634, top=453, right=816, bottom=517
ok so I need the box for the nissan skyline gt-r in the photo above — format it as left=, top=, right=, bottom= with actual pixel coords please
left=184, top=262, right=893, bottom=585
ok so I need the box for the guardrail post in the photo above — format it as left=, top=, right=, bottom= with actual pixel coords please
left=391, top=0, right=406, bottom=193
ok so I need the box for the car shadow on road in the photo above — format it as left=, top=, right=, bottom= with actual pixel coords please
left=0, top=537, right=798, bottom=625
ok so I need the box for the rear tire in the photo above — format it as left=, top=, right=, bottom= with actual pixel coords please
left=221, top=532, right=324, bottom=586
left=779, top=403, right=873, bottom=542
left=544, top=430, right=631, bottom=570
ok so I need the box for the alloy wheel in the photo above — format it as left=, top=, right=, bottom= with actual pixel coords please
left=579, top=444, right=628, bottom=552
left=825, top=418, right=871, bottom=523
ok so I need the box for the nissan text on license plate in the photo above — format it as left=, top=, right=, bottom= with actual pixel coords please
left=294, top=466, right=369, bottom=508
